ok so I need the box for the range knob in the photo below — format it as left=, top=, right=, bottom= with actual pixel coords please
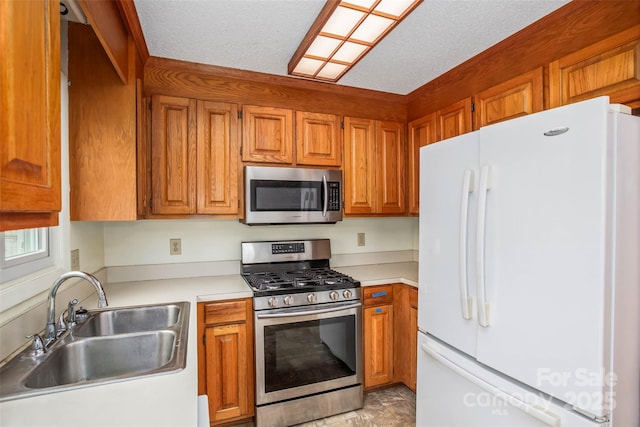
left=343, top=289, right=353, bottom=299
left=268, top=297, right=279, bottom=308
left=283, top=295, right=294, bottom=305
left=329, top=291, right=339, bottom=300
left=307, top=293, right=317, bottom=303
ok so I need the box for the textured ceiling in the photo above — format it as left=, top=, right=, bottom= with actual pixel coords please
left=134, top=0, right=570, bottom=95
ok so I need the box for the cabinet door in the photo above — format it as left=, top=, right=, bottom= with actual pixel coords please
left=375, top=121, right=406, bottom=214
left=0, top=0, right=60, bottom=231
left=549, top=26, right=640, bottom=108
left=151, top=95, right=197, bottom=215
left=474, top=67, right=543, bottom=129
left=343, top=117, right=375, bottom=214
left=68, top=23, right=137, bottom=221
left=436, top=98, right=472, bottom=141
left=205, top=323, right=252, bottom=424
left=408, top=113, right=436, bottom=215
left=295, top=111, right=342, bottom=166
left=364, top=304, right=394, bottom=388
left=196, top=101, right=239, bottom=214
left=242, top=105, right=293, bottom=163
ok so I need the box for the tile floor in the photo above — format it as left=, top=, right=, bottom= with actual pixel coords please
left=295, top=385, right=416, bottom=427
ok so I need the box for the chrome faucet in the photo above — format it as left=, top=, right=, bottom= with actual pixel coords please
left=44, top=271, right=108, bottom=345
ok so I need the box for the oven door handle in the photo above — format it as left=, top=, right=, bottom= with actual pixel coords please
left=256, top=302, right=361, bottom=319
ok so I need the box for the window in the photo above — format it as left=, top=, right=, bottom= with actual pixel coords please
left=0, top=228, right=51, bottom=281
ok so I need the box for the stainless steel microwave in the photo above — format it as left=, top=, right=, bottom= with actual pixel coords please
left=242, top=166, right=342, bottom=225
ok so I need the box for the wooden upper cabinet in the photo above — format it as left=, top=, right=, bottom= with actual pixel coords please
left=151, top=95, right=197, bottom=215
left=343, top=117, right=376, bottom=215
left=436, top=97, right=472, bottom=141
left=549, top=26, right=640, bottom=108
left=343, top=118, right=406, bottom=216
left=196, top=101, right=239, bottom=215
left=68, top=23, right=137, bottom=221
left=375, top=121, right=405, bottom=214
left=408, top=113, right=436, bottom=215
left=150, top=96, right=240, bottom=216
left=295, top=112, right=342, bottom=166
left=242, top=105, right=293, bottom=164
left=474, top=67, right=544, bottom=129
left=0, top=0, right=61, bottom=231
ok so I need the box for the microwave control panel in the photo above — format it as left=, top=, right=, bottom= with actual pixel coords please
left=328, top=182, right=341, bottom=211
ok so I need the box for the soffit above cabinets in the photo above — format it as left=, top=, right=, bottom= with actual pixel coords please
left=132, top=0, right=569, bottom=95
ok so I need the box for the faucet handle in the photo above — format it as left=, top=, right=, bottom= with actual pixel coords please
left=67, top=298, right=79, bottom=327
left=26, top=333, right=45, bottom=356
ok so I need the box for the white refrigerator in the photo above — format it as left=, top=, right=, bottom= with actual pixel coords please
left=417, top=97, right=639, bottom=427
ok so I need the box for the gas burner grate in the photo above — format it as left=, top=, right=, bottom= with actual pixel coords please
left=243, top=268, right=358, bottom=293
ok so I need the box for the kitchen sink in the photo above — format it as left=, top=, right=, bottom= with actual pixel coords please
left=74, top=304, right=182, bottom=337
left=24, top=331, right=177, bottom=388
left=0, top=301, right=190, bottom=402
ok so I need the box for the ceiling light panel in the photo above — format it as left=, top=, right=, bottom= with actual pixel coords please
left=321, top=6, right=365, bottom=37
left=350, top=14, right=393, bottom=43
left=333, top=41, right=368, bottom=63
left=375, top=0, right=419, bottom=17
left=288, top=0, right=423, bottom=82
left=307, top=36, right=343, bottom=59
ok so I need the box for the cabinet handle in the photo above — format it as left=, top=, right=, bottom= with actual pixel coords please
left=371, top=291, right=387, bottom=298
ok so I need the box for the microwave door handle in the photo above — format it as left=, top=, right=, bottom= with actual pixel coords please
left=322, top=175, right=328, bottom=217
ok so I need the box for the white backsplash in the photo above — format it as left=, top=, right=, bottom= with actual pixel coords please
left=103, top=217, right=418, bottom=266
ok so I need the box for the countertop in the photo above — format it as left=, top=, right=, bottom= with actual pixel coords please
left=0, top=262, right=417, bottom=426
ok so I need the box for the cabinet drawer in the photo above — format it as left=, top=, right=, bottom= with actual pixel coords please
left=363, top=285, right=394, bottom=306
left=204, top=300, right=249, bottom=325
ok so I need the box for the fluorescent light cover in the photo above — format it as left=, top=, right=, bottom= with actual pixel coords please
left=293, top=57, right=324, bottom=76
left=317, top=62, right=348, bottom=79
left=321, top=6, right=365, bottom=37
left=375, top=0, right=417, bottom=17
left=344, top=0, right=377, bottom=9
left=333, top=41, right=368, bottom=62
left=350, top=14, right=393, bottom=43
left=288, top=0, right=423, bottom=82
left=307, top=35, right=342, bottom=58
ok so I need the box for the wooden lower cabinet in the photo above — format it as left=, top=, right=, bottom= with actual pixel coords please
left=363, top=303, right=394, bottom=388
left=363, top=284, right=418, bottom=392
left=198, top=299, right=254, bottom=425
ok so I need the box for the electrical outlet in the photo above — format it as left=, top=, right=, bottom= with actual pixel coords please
left=70, top=249, right=80, bottom=270
left=357, top=233, right=365, bottom=247
left=170, top=238, right=182, bottom=255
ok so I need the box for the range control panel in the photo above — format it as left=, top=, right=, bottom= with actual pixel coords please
left=272, top=242, right=305, bottom=254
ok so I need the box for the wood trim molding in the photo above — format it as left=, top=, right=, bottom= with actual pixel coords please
left=144, top=57, right=407, bottom=122
left=78, top=0, right=130, bottom=84
left=116, top=0, right=150, bottom=65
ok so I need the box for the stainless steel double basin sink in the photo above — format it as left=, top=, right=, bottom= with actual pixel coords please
left=0, top=302, right=190, bottom=402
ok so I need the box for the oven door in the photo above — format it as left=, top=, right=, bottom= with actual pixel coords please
left=255, top=301, right=362, bottom=405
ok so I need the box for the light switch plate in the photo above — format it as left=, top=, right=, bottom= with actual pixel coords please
left=71, top=249, right=80, bottom=270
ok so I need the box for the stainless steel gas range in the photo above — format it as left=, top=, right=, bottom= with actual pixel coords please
left=241, top=239, right=363, bottom=427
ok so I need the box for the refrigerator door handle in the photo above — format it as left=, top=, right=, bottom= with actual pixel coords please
left=459, top=169, right=474, bottom=320
left=476, top=165, right=491, bottom=327
left=421, top=343, right=561, bottom=427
